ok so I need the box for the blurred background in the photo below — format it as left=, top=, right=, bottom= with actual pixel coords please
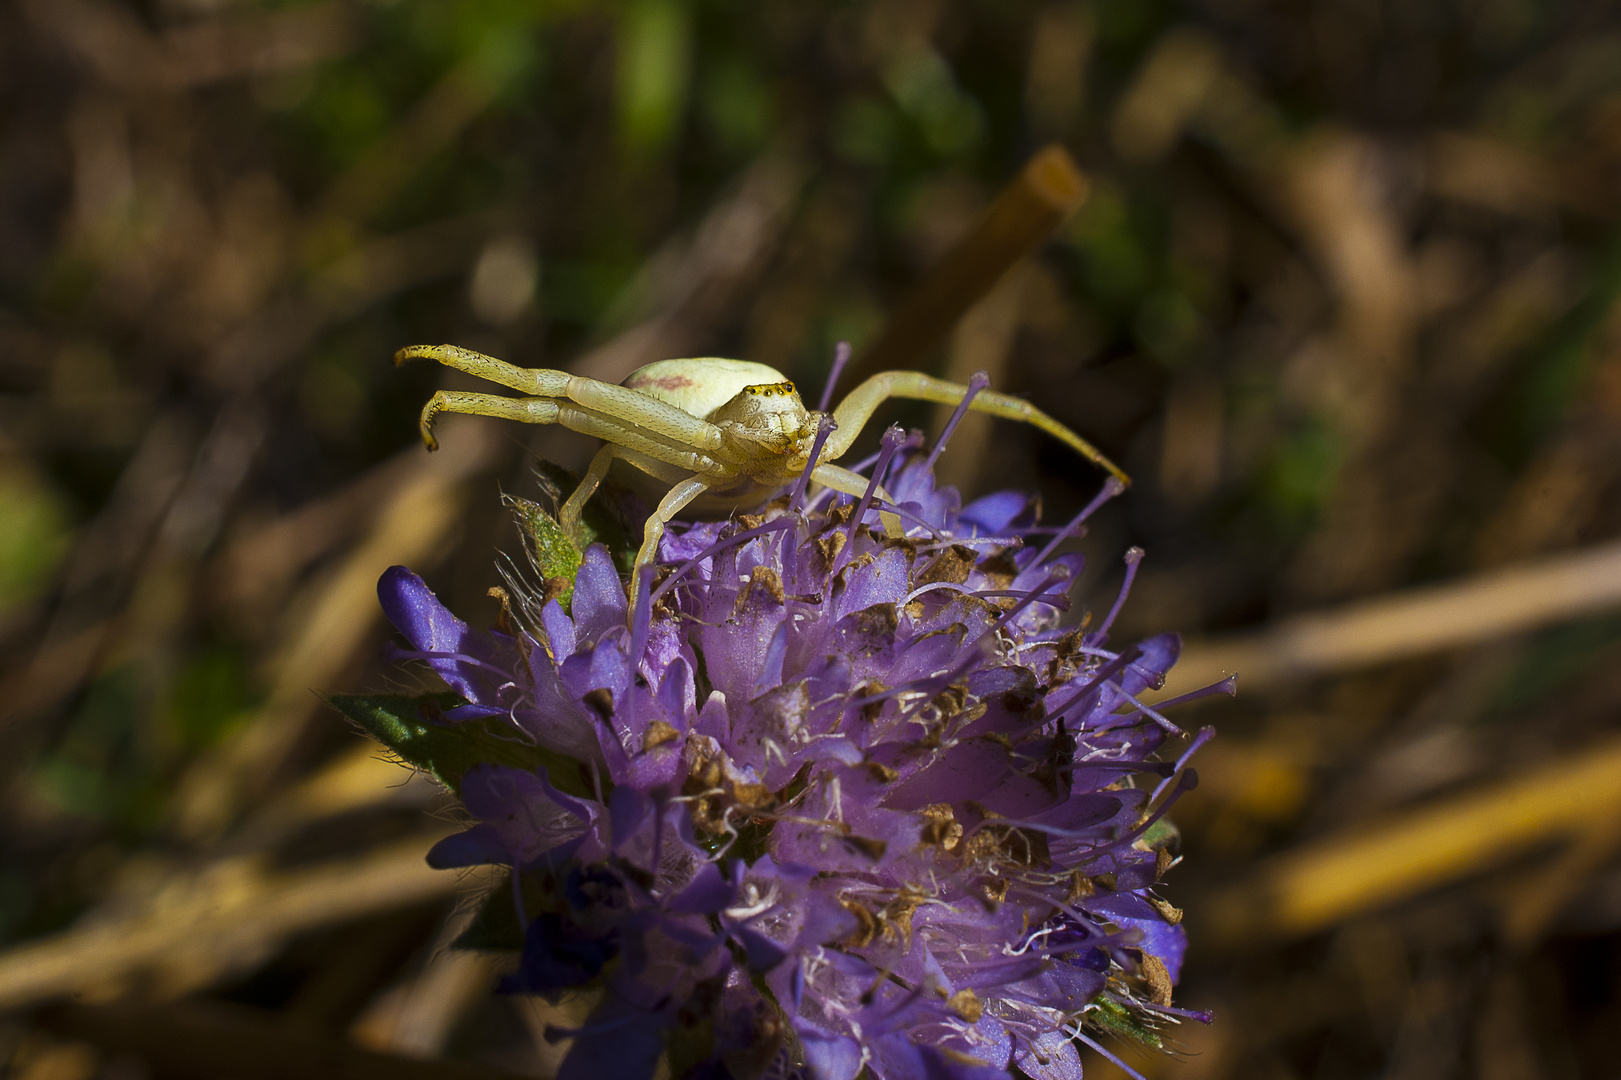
left=3, top=0, right=1621, bottom=1077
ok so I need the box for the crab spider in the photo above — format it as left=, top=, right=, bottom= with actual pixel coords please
left=396, top=344, right=1128, bottom=597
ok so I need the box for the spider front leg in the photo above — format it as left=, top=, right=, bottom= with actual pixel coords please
left=631, top=476, right=712, bottom=600
left=560, top=445, right=616, bottom=538
left=415, top=386, right=731, bottom=486
left=397, top=344, right=726, bottom=454
left=810, top=463, right=905, bottom=538
left=823, top=371, right=1130, bottom=486
left=555, top=445, right=724, bottom=604
left=416, top=391, right=559, bottom=451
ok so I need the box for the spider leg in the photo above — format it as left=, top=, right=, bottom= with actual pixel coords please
left=560, top=443, right=695, bottom=537
left=418, top=391, right=733, bottom=481
left=612, top=447, right=697, bottom=486
left=415, top=391, right=558, bottom=451
left=823, top=371, right=1129, bottom=485
left=560, top=445, right=617, bottom=537
left=810, top=463, right=904, bottom=538
left=397, top=344, right=726, bottom=456
left=631, top=475, right=712, bottom=600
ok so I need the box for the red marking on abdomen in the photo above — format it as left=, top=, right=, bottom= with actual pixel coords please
left=627, top=374, right=695, bottom=391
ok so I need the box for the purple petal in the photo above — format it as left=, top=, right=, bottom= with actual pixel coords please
left=1027, top=793, right=1125, bottom=836
left=1121, top=632, right=1180, bottom=695
left=832, top=547, right=912, bottom=620
left=1115, top=915, right=1189, bottom=982
left=520, top=651, right=602, bottom=764
left=553, top=994, right=666, bottom=1080
left=377, top=566, right=503, bottom=702
left=959, top=490, right=1031, bottom=533
left=571, top=545, right=627, bottom=643
left=669, top=862, right=733, bottom=914
left=458, top=764, right=596, bottom=865
left=735, top=925, right=789, bottom=972
left=884, top=738, right=1012, bottom=810
left=541, top=597, right=577, bottom=658
left=610, top=785, right=651, bottom=851
left=795, top=1021, right=863, bottom=1080
left=1014, top=1030, right=1084, bottom=1080
left=425, top=824, right=508, bottom=869
left=917, top=1044, right=1018, bottom=1080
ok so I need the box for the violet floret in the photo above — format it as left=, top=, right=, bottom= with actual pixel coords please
left=377, top=437, right=1219, bottom=1080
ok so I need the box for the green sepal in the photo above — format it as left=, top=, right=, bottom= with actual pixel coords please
left=1087, top=996, right=1165, bottom=1051
left=529, top=460, right=639, bottom=577
left=508, top=495, right=582, bottom=613
left=330, top=692, right=595, bottom=799
left=1138, top=817, right=1181, bottom=853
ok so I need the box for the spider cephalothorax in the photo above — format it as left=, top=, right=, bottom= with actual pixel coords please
left=626, top=359, right=817, bottom=461
left=396, top=344, right=1126, bottom=598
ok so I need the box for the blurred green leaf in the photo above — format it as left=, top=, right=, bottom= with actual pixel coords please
left=31, top=758, right=116, bottom=821
left=1484, top=614, right=1621, bottom=723
left=883, top=46, right=985, bottom=159
left=1135, top=287, right=1205, bottom=366
left=168, top=644, right=255, bottom=751
left=0, top=869, right=32, bottom=947
left=302, top=67, right=393, bottom=171
left=617, top=0, right=692, bottom=155
left=700, top=57, right=773, bottom=155
left=0, top=466, right=70, bottom=614
left=1513, top=231, right=1621, bottom=458
left=832, top=96, right=901, bottom=166
left=1067, top=185, right=1154, bottom=306
left=1095, top=0, right=1171, bottom=50
left=463, top=28, right=543, bottom=100
left=1261, top=418, right=1343, bottom=532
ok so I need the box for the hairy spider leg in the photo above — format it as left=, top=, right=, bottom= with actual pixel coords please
left=559, top=442, right=694, bottom=528
left=612, top=446, right=702, bottom=486
left=413, top=391, right=558, bottom=451
left=559, top=443, right=718, bottom=584
left=822, top=371, right=1130, bottom=486
left=397, top=344, right=727, bottom=457
left=809, top=463, right=905, bottom=538
left=414, top=391, right=733, bottom=483
left=560, top=444, right=618, bottom=536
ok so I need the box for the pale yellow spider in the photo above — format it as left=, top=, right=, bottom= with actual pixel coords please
left=396, top=344, right=1127, bottom=596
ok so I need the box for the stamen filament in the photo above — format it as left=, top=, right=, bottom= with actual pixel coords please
left=817, top=340, right=853, bottom=412
left=924, top=370, right=989, bottom=473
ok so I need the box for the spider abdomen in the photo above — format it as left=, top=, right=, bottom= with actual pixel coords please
left=624, top=356, right=816, bottom=465
left=621, top=357, right=790, bottom=420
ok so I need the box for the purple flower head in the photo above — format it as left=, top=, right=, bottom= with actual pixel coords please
left=377, top=429, right=1220, bottom=1080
